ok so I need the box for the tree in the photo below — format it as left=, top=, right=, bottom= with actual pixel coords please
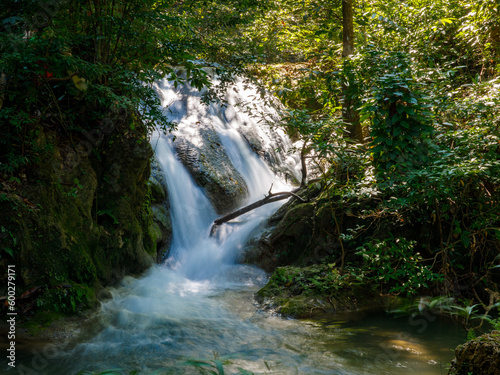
left=342, top=0, right=363, bottom=143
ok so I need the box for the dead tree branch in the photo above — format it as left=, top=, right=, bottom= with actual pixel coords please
left=212, top=184, right=305, bottom=227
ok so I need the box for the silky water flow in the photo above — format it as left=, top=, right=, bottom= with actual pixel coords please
left=15, top=77, right=465, bottom=375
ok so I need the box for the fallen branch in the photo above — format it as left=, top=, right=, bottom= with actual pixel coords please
left=212, top=184, right=305, bottom=226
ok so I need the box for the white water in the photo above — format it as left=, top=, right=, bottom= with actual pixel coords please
left=24, top=78, right=464, bottom=375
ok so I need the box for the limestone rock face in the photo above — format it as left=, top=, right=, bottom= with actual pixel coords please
left=154, top=74, right=301, bottom=214
left=448, top=332, right=500, bottom=375
left=222, top=83, right=301, bottom=184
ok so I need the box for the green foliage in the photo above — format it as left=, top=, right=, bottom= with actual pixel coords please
left=251, top=0, right=500, bottom=303
left=358, top=49, right=434, bottom=181
left=183, top=359, right=230, bottom=375
left=356, top=237, right=443, bottom=296
left=266, top=264, right=356, bottom=297
left=182, top=352, right=258, bottom=375
left=444, top=301, right=500, bottom=336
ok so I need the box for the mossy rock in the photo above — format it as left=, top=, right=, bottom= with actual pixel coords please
left=1, top=124, right=160, bottom=329
left=256, top=265, right=382, bottom=318
left=149, top=177, right=166, bottom=204
left=20, top=311, right=66, bottom=337
left=37, top=283, right=98, bottom=314
left=448, top=332, right=500, bottom=375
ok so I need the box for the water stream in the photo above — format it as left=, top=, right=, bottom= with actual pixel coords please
left=8, top=78, right=465, bottom=374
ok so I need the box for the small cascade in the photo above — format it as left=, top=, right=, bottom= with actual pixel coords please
left=153, top=137, right=214, bottom=252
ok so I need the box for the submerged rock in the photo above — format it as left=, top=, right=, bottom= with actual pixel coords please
left=448, top=332, right=500, bottom=375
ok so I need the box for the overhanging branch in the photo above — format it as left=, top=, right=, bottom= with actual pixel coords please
left=212, top=184, right=305, bottom=227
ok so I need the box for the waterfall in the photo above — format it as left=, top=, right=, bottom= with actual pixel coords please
left=151, top=74, right=298, bottom=279
left=151, top=74, right=297, bottom=279
left=152, top=134, right=284, bottom=280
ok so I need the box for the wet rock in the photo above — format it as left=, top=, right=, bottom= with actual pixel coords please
left=0, top=120, right=159, bottom=318
left=149, top=176, right=166, bottom=204
left=173, top=124, right=248, bottom=214
left=222, top=79, right=301, bottom=183
left=151, top=203, right=172, bottom=258
left=243, top=182, right=331, bottom=272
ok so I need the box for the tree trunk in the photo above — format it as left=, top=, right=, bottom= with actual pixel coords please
left=342, top=0, right=354, bottom=59
left=342, top=0, right=363, bottom=143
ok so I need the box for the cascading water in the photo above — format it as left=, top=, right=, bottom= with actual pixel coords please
left=28, top=76, right=464, bottom=375
left=152, top=133, right=283, bottom=280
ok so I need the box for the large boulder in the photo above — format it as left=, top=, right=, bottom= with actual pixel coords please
left=173, top=124, right=249, bottom=214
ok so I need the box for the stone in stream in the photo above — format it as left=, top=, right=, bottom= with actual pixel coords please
left=448, top=331, right=500, bottom=375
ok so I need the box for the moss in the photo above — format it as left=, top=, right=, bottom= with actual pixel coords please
left=20, top=311, right=66, bottom=336
left=149, top=178, right=166, bottom=204
left=448, top=332, right=500, bottom=375
left=256, top=265, right=382, bottom=318
left=69, top=245, right=98, bottom=285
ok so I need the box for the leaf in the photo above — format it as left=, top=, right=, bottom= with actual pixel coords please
left=213, top=360, right=225, bottom=375
left=391, top=113, right=401, bottom=124
left=72, top=75, right=88, bottom=91
left=439, top=18, right=455, bottom=25
left=461, top=231, right=470, bottom=248
left=360, top=113, right=371, bottom=122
